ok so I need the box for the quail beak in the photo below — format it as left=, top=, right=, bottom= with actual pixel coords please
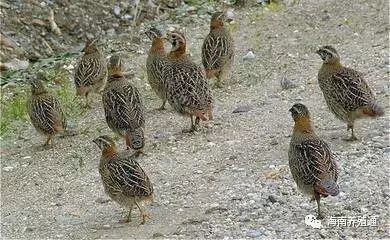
left=315, top=49, right=321, bottom=55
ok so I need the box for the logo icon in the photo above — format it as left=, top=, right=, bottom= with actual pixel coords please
left=305, top=215, right=322, bottom=229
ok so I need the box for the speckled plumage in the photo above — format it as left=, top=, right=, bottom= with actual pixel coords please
left=27, top=78, right=67, bottom=146
left=288, top=103, right=339, bottom=218
left=164, top=31, right=213, bottom=132
left=202, top=12, right=234, bottom=87
left=317, top=46, right=384, bottom=140
left=74, top=39, right=107, bottom=106
left=93, top=135, right=153, bottom=224
left=146, top=27, right=169, bottom=110
left=103, top=55, right=145, bottom=152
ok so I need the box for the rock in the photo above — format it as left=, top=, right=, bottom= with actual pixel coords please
left=3, top=59, right=29, bottom=71
left=232, top=105, right=252, bottom=113
left=113, top=5, right=121, bottom=17
left=243, top=51, right=255, bottom=60
left=22, top=227, right=35, bottom=233
left=152, top=232, right=164, bottom=238
left=280, top=76, right=297, bottom=89
left=268, top=195, right=277, bottom=203
left=95, top=197, right=110, bottom=204
left=3, top=166, right=14, bottom=172
left=102, top=224, right=111, bottom=229
left=246, top=230, right=263, bottom=238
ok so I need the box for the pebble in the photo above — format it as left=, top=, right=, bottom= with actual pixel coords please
left=102, top=224, right=111, bottom=229
left=95, top=197, right=110, bottom=204
left=113, top=5, right=121, bottom=16
left=232, top=105, right=252, bottom=113
left=3, top=166, right=14, bottom=172
left=243, top=51, right=255, bottom=60
left=246, top=230, right=263, bottom=238
left=280, top=76, right=297, bottom=89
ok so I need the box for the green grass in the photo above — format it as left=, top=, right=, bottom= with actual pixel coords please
left=0, top=68, right=87, bottom=137
left=0, top=90, right=28, bottom=136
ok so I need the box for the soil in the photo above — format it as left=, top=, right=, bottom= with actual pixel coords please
left=1, top=0, right=389, bottom=239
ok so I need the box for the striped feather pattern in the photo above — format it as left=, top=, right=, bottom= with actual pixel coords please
left=146, top=52, right=168, bottom=102
left=100, top=153, right=153, bottom=199
left=102, top=75, right=145, bottom=148
left=318, top=67, right=376, bottom=122
left=74, top=51, right=107, bottom=94
left=164, top=58, right=213, bottom=116
left=202, top=28, right=234, bottom=71
left=27, top=92, right=66, bottom=136
left=289, top=137, right=338, bottom=195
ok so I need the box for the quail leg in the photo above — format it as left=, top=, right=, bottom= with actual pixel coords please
left=182, top=116, right=197, bottom=133
left=44, top=135, right=53, bottom=147
left=119, top=207, right=133, bottom=223
left=344, top=123, right=358, bottom=141
left=85, top=93, right=92, bottom=109
left=135, top=201, right=149, bottom=225
left=314, top=192, right=324, bottom=219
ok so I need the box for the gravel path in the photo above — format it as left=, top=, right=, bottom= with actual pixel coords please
left=1, top=0, right=389, bottom=239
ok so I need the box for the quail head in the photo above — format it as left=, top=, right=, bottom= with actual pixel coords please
left=316, top=45, right=384, bottom=141
left=74, top=39, right=108, bottom=108
left=165, top=31, right=214, bottom=132
left=27, top=78, right=67, bottom=146
left=103, top=54, right=145, bottom=154
left=145, top=27, right=169, bottom=110
left=93, top=135, right=153, bottom=224
left=202, top=11, right=234, bottom=88
left=288, top=103, right=339, bottom=219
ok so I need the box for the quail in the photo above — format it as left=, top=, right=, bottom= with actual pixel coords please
left=316, top=46, right=384, bottom=141
left=74, top=39, right=107, bottom=107
left=288, top=103, right=339, bottom=219
left=202, top=12, right=234, bottom=88
left=27, top=78, right=67, bottom=146
left=93, top=135, right=153, bottom=224
left=103, top=54, right=145, bottom=154
left=146, top=27, right=169, bottom=110
left=165, top=31, right=213, bottom=132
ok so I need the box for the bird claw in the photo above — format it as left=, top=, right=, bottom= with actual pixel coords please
left=140, top=212, right=150, bottom=225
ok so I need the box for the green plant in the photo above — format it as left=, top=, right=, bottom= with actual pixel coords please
left=0, top=90, right=28, bottom=136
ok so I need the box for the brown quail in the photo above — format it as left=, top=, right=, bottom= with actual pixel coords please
left=146, top=27, right=169, bottom=110
left=288, top=103, right=339, bottom=219
left=93, top=135, right=153, bottom=224
left=165, top=31, right=213, bottom=132
left=316, top=46, right=384, bottom=141
left=27, top=78, right=67, bottom=146
left=103, top=54, right=145, bottom=154
left=74, top=39, right=107, bottom=107
left=202, top=12, right=234, bottom=88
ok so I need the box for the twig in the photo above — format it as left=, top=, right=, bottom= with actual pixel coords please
left=48, top=9, right=61, bottom=35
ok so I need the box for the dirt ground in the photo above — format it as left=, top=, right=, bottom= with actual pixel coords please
left=1, top=0, right=389, bottom=239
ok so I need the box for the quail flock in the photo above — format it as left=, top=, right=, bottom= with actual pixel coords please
left=25, top=10, right=385, bottom=225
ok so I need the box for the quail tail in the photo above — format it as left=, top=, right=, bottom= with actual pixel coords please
left=126, top=128, right=144, bottom=150
left=315, top=179, right=340, bottom=197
